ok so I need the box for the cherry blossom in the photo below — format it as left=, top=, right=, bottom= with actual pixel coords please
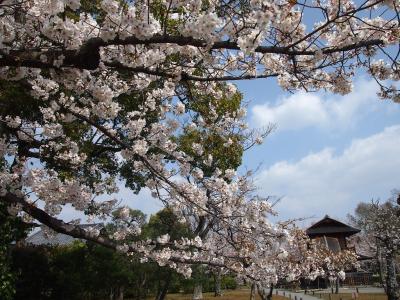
left=0, top=0, right=392, bottom=285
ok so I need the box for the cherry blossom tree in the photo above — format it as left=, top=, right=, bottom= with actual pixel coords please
left=349, top=195, right=400, bottom=300
left=348, top=202, right=387, bottom=287
left=0, top=0, right=397, bottom=296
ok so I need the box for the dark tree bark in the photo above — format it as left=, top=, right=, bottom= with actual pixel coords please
left=377, top=243, right=386, bottom=291
left=155, top=272, right=171, bottom=300
left=249, top=282, right=256, bottom=300
left=0, top=34, right=385, bottom=77
left=117, top=286, right=124, bottom=300
left=214, top=269, right=222, bottom=297
left=386, top=251, right=400, bottom=300
left=335, top=277, right=339, bottom=294
left=257, top=284, right=272, bottom=300
left=109, top=288, right=114, bottom=300
left=267, top=285, right=274, bottom=300
left=192, top=282, right=203, bottom=300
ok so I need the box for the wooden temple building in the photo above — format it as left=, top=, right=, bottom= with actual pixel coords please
left=304, top=215, right=373, bottom=287
left=306, top=215, right=360, bottom=252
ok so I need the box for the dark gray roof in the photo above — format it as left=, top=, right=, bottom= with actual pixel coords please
left=306, top=215, right=360, bottom=237
left=25, top=224, right=103, bottom=246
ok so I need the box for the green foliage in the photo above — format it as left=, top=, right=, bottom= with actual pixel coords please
left=112, top=208, right=146, bottom=226
left=178, top=127, right=243, bottom=176
left=188, top=85, right=242, bottom=119
left=0, top=269, right=14, bottom=300
left=178, top=270, right=237, bottom=294
left=12, top=245, right=53, bottom=300
left=9, top=209, right=191, bottom=299
left=177, top=84, right=244, bottom=176
left=11, top=240, right=227, bottom=300
left=143, top=208, right=192, bottom=241
left=10, top=219, right=238, bottom=300
left=0, top=201, right=29, bottom=300
left=221, top=275, right=238, bottom=290
left=0, top=80, right=42, bottom=121
left=12, top=241, right=147, bottom=300
left=141, top=209, right=194, bottom=297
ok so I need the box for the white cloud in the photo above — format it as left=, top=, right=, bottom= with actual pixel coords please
left=251, top=79, right=381, bottom=131
left=118, top=186, right=164, bottom=217
left=256, top=125, right=400, bottom=221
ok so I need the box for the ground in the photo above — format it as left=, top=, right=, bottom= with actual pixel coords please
left=277, top=288, right=387, bottom=300
left=147, top=289, right=387, bottom=300
left=147, top=290, right=287, bottom=300
left=319, top=293, right=387, bottom=300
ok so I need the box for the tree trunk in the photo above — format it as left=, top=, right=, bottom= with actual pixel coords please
left=155, top=272, right=172, bottom=300
left=267, top=285, right=273, bottom=300
left=117, top=286, right=124, bottom=300
left=193, top=282, right=203, bottom=300
left=249, top=282, right=256, bottom=300
left=257, top=284, right=269, bottom=300
left=137, top=273, right=147, bottom=300
left=386, top=251, right=400, bottom=300
left=377, top=243, right=386, bottom=291
left=214, top=270, right=222, bottom=297
left=335, top=277, right=339, bottom=294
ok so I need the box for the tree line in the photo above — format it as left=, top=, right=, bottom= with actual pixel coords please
left=9, top=208, right=237, bottom=300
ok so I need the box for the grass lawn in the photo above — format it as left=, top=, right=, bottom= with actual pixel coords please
left=318, top=294, right=387, bottom=300
left=149, top=290, right=288, bottom=300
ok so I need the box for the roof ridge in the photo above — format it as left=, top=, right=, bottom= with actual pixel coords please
left=308, top=215, right=358, bottom=230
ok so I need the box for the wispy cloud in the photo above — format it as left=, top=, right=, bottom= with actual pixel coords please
left=256, top=125, right=400, bottom=220
left=251, top=79, right=381, bottom=131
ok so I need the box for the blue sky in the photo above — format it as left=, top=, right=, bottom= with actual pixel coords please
left=237, top=75, right=400, bottom=226
left=59, top=74, right=400, bottom=229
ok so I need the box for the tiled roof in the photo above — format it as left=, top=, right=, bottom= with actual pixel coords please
left=25, top=224, right=103, bottom=246
left=306, top=215, right=360, bottom=236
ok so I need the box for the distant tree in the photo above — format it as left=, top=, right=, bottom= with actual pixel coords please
left=142, top=208, right=192, bottom=300
left=0, top=200, right=31, bottom=300
left=349, top=193, right=400, bottom=300
left=348, top=203, right=386, bottom=286
left=12, top=241, right=152, bottom=300
left=11, top=245, right=53, bottom=300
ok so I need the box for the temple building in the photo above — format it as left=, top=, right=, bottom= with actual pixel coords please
left=304, top=215, right=372, bottom=287
left=306, top=215, right=360, bottom=252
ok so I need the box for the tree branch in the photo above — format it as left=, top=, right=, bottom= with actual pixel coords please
left=0, top=35, right=384, bottom=72
left=1, top=192, right=244, bottom=272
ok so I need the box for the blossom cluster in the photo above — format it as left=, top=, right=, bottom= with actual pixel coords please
left=0, top=0, right=385, bottom=284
